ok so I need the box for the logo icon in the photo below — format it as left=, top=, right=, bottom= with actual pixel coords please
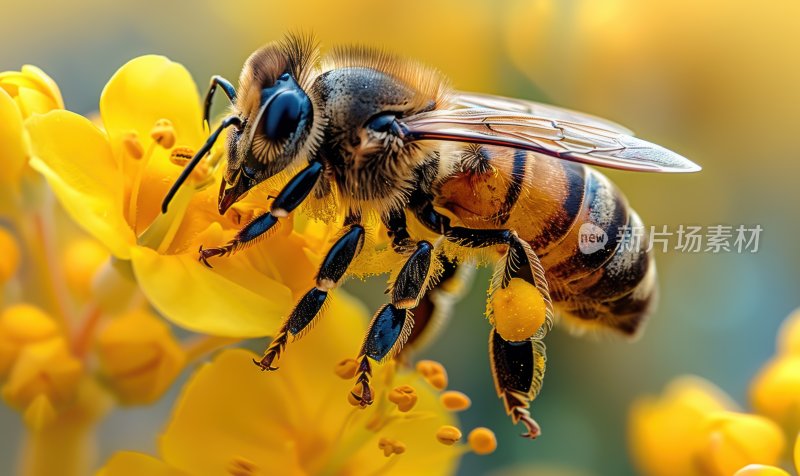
left=578, top=223, right=607, bottom=254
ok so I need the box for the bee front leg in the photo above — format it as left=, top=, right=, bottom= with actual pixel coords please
left=198, top=160, right=324, bottom=267
left=255, top=216, right=364, bottom=371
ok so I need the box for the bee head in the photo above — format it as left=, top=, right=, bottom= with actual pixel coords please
left=220, top=35, right=321, bottom=214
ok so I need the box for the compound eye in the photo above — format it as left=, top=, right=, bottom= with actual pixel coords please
left=366, top=112, right=401, bottom=134
left=262, top=90, right=305, bottom=141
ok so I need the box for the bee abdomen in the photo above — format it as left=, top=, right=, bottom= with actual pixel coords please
left=549, top=210, right=657, bottom=337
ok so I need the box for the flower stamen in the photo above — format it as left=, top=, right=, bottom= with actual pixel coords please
left=150, top=118, right=176, bottom=149
left=388, top=385, right=418, bottom=412
left=440, top=390, right=471, bottom=411
left=121, top=130, right=144, bottom=159
left=467, top=427, right=497, bottom=455
left=377, top=437, right=406, bottom=457
left=416, top=360, right=448, bottom=390
left=435, top=425, right=462, bottom=445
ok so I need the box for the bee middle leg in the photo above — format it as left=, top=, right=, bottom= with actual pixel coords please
left=349, top=209, right=440, bottom=406
left=254, top=213, right=364, bottom=371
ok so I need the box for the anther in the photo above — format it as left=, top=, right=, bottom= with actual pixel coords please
left=170, top=147, right=210, bottom=185
left=440, top=390, right=471, bottom=411
left=150, top=118, right=176, bottom=148
left=334, top=358, right=359, bottom=380
left=122, top=131, right=144, bottom=159
left=468, top=428, right=497, bottom=455
left=435, top=425, right=462, bottom=445
left=388, top=385, right=418, bottom=412
left=416, top=360, right=448, bottom=390
left=377, top=437, right=406, bottom=457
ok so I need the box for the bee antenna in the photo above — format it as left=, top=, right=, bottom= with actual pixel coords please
left=161, top=115, right=242, bottom=213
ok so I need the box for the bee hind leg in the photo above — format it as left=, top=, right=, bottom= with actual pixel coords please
left=489, top=329, right=546, bottom=438
left=254, top=217, right=364, bottom=371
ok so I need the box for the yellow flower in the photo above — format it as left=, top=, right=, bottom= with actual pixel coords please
left=99, top=293, right=466, bottom=475
left=693, top=411, right=785, bottom=476
left=0, top=65, right=63, bottom=189
left=0, top=304, right=61, bottom=377
left=631, top=307, right=800, bottom=476
left=95, top=310, right=186, bottom=405
left=629, top=376, right=737, bottom=476
left=25, top=55, right=337, bottom=337
left=751, top=356, right=800, bottom=433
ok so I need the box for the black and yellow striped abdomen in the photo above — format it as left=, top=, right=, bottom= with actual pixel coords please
left=435, top=145, right=657, bottom=337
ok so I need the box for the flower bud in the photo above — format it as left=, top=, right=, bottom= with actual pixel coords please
left=694, top=411, right=785, bottom=476
left=62, top=238, right=109, bottom=299
left=750, top=356, right=800, bottom=431
left=0, top=65, right=64, bottom=118
left=0, top=304, right=60, bottom=377
left=96, top=310, right=185, bottom=404
left=629, top=376, right=736, bottom=476
left=2, top=337, right=82, bottom=421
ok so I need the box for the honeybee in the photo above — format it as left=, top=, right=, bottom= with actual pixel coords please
left=162, top=34, right=699, bottom=439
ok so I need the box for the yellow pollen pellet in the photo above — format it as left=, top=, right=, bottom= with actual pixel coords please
left=150, top=118, right=176, bottom=148
left=468, top=427, right=498, bottom=455
left=436, top=425, right=462, bottom=445
left=440, top=390, right=471, bottom=411
left=334, top=358, right=359, bottom=379
left=378, top=437, right=406, bottom=457
left=122, top=131, right=144, bottom=159
left=388, top=385, right=418, bottom=412
left=416, top=360, right=448, bottom=390
left=491, top=278, right=546, bottom=342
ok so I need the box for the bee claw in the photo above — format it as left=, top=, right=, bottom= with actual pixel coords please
left=518, top=413, right=541, bottom=439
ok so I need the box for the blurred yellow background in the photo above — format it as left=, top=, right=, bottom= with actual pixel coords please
left=2, top=0, right=799, bottom=474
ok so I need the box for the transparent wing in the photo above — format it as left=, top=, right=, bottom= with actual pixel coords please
left=455, top=91, right=634, bottom=135
left=399, top=108, right=700, bottom=173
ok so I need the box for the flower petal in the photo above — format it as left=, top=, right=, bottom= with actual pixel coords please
left=129, top=246, right=293, bottom=337
left=100, top=55, right=203, bottom=155
left=0, top=88, right=27, bottom=186
left=160, top=293, right=373, bottom=475
left=159, top=349, right=306, bottom=476
left=26, top=110, right=134, bottom=258
left=99, top=452, right=185, bottom=476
